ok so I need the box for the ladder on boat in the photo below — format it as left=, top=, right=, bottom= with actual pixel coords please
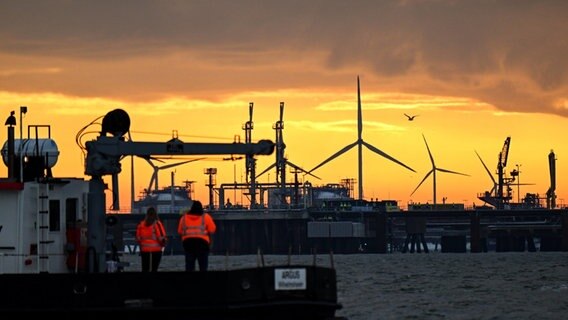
left=37, top=182, right=51, bottom=273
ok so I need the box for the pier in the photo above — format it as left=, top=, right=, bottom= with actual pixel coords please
left=106, top=207, right=568, bottom=255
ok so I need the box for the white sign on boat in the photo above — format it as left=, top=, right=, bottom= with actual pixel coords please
left=274, top=268, right=307, bottom=290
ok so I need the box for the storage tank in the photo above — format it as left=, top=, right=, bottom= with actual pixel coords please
left=1, top=138, right=60, bottom=168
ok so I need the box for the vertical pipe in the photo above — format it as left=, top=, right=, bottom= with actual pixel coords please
left=88, top=176, right=107, bottom=273
left=111, top=173, right=119, bottom=210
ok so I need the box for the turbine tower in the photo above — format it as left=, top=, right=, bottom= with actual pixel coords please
left=308, top=76, right=415, bottom=200
left=410, top=134, right=469, bottom=204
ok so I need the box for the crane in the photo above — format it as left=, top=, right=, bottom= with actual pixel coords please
left=84, top=108, right=275, bottom=272
left=476, top=136, right=511, bottom=209
left=496, top=136, right=511, bottom=206
left=546, top=150, right=556, bottom=209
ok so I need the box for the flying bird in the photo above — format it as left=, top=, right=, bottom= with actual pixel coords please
left=404, top=113, right=418, bottom=121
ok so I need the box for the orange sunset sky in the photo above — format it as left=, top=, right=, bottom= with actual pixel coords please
left=1, top=1, right=568, bottom=210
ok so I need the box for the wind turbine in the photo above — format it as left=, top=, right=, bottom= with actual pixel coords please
left=410, top=134, right=469, bottom=204
left=143, top=157, right=204, bottom=194
left=308, top=76, right=415, bottom=200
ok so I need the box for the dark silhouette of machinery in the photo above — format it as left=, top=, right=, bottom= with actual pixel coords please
left=475, top=137, right=551, bottom=209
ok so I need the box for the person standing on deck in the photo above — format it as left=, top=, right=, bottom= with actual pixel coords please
left=178, top=200, right=216, bottom=271
left=136, top=207, right=167, bottom=272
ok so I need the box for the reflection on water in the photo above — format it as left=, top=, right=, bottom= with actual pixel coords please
left=122, top=252, right=568, bottom=320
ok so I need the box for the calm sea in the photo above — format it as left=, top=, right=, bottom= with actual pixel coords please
left=122, top=252, right=568, bottom=320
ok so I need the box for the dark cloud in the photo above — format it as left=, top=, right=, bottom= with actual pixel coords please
left=1, top=0, right=567, bottom=116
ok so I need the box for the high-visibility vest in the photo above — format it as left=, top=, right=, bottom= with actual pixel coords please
left=178, top=213, right=216, bottom=244
left=136, top=220, right=167, bottom=252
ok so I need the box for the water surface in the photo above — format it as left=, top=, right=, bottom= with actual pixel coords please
left=123, top=252, right=568, bottom=320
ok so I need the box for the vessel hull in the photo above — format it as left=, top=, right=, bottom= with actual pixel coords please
left=0, top=265, right=341, bottom=319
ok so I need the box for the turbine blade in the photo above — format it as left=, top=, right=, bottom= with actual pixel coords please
left=308, top=141, right=358, bottom=173
left=255, top=163, right=276, bottom=179
left=436, top=168, right=470, bottom=176
left=147, top=173, right=157, bottom=193
left=362, top=141, right=415, bottom=172
left=140, top=155, right=165, bottom=163
left=159, top=158, right=204, bottom=170
left=357, top=76, right=363, bottom=139
left=422, top=134, right=435, bottom=166
left=141, top=157, right=159, bottom=192
left=143, top=157, right=157, bottom=168
left=287, top=161, right=321, bottom=180
left=475, top=150, right=497, bottom=184
left=410, top=170, right=433, bottom=196
left=143, top=157, right=205, bottom=192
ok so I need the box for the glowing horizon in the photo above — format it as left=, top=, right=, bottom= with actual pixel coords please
left=0, top=86, right=565, bottom=210
left=1, top=1, right=567, bottom=210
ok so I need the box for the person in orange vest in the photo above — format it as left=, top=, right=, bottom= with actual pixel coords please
left=136, top=207, right=167, bottom=272
left=177, top=200, right=216, bottom=271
